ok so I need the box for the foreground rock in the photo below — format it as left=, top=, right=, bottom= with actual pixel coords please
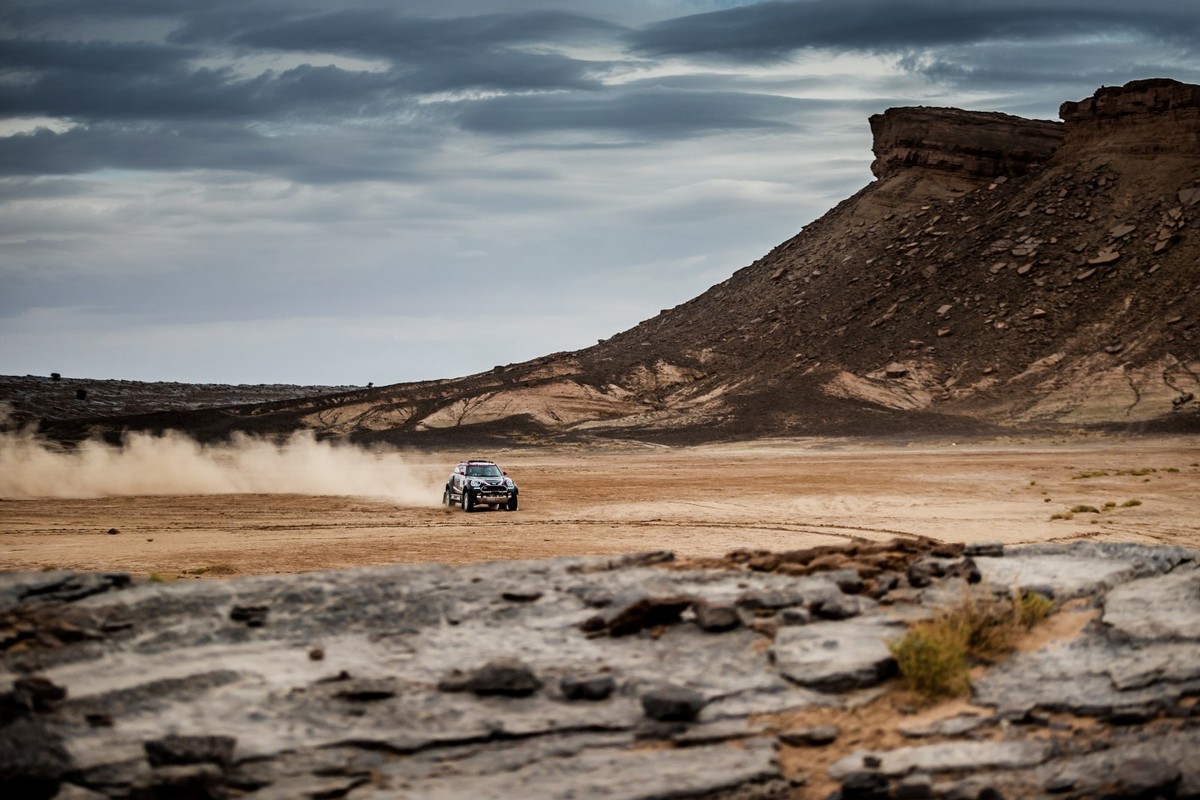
left=1, top=540, right=1197, bottom=799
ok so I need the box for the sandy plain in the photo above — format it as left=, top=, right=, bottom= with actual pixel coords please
left=2, top=436, right=1198, bottom=579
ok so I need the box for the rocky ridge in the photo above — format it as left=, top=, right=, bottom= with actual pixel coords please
left=7, top=78, right=1199, bottom=445
left=0, top=376, right=360, bottom=430
left=2, top=539, right=1198, bottom=799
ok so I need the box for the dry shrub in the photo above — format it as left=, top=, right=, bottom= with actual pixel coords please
left=1121, top=499, right=1143, bottom=507
left=888, top=623, right=968, bottom=699
left=1017, top=590, right=1053, bottom=628
left=1070, top=504, right=1100, bottom=514
left=888, top=588, right=1053, bottom=701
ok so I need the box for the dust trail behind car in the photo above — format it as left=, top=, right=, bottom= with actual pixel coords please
left=0, top=427, right=438, bottom=503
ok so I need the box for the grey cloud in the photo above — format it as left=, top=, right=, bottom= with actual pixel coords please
left=0, top=176, right=93, bottom=200
left=908, top=41, right=1200, bottom=94
left=0, top=122, right=439, bottom=183
left=0, top=38, right=198, bottom=73
left=174, top=8, right=623, bottom=94
left=458, top=88, right=803, bottom=137
left=0, top=61, right=401, bottom=122
left=1, top=45, right=603, bottom=125
left=178, top=8, right=624, bottom=54
left=393, top=50, right=608, bottom=94
left=629, top=0, right=1200, bottom=61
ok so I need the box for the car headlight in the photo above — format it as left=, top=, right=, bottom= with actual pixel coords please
left=469, top=479, right=482, bottom=488
left=504, top=478, right=514, bottom=488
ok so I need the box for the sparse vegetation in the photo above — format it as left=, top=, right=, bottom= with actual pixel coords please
left=180, top=564, right=238, bottom=577
left=888, top=589, right=1054, bottom=701
left=1070, top=504, right=1100, bottom=514
left=1050, top=511, right=1074, bottom=520
left=1072, top=467, right=1161, bottom=479
left=1017, top=590, right=1054, bottom=628
left=1121, top=499, right=1143, bottom=507
left=147, top=572, right=168, bottom=583
left=888, top=621, right=968, bottom=699
left=1103, top=501, right=1117, bottom=509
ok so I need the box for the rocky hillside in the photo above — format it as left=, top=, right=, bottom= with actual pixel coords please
left=14, top=78, right=1200, bottom=444
left=3, top=539, right=1198, bottom=798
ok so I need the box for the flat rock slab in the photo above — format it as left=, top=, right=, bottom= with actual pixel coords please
left=772, top=619, right=902, bottom=692
left=1103, top=565, right=1200, bottom=640
left=830, top=739, right=1051, bottom=779
left=365, top=736, right=781, bottom=800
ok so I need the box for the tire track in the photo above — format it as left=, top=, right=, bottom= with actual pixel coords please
left=419, top=515, right=926, bottom=542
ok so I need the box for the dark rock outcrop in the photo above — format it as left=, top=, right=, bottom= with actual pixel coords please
left=869, top=106, right=1064, bottom=186
left=1060, top=77, right=1200, bottom=155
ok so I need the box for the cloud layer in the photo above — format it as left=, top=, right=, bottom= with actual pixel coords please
left=2, top=1, right=1197, bottom=384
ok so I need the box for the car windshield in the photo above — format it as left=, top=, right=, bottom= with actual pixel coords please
left=466, top=464, right=502, bottom=478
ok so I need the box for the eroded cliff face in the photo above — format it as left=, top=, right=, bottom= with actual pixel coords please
left=868, top=106, right=1064, bottom=190
left=1059, top=78, right=1200, bottom=157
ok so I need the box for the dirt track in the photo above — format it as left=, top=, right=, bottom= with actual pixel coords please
left=2, top=438, right=1198, bottom=579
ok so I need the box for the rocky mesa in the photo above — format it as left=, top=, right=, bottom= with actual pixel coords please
left=8, top=78, right=1199, bottom=445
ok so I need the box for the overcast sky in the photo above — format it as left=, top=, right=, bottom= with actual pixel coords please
left=2, top=1, right=1198, bottom=386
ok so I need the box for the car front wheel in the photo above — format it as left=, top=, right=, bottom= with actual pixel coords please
left=505, top=496, right=518, bottom=511
left=462, top=490, right=474, bottom=512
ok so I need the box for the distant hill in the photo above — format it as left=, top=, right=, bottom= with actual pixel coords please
left=0, top=376, right=360, bottom=428
left=8, top=78, right=1199, bottom=444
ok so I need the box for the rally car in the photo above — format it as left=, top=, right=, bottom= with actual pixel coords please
left=443, top=459, right=519, bottom=512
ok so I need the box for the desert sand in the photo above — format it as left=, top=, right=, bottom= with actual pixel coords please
left=2, top=436, right=1197, bottom=579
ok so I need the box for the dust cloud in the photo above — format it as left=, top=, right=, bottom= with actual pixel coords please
left=0, top=428, right=439, bottom=503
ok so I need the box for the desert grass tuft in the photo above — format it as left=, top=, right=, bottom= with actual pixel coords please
left=1017, top=590, right=1053, bottom=628
left=888, top=588, right=1053, bottom=701
left=1073, top=467, right=1160, bottom=479
left=1120, top=499, right=1142, bottom=507
left=1070, top=504, right=1100, bottom=514
left=888, top=623, right=968, bottom=699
